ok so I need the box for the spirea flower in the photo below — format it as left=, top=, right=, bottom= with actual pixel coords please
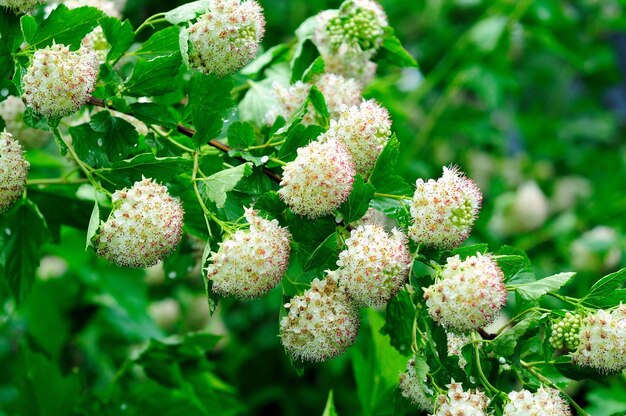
left=571, top=304, right=626, bottom=373
left=64, top=0, right=121, bottom=17
left=0, top=96, right=50, bottom=149
left=424, top=253, right=507, bottom=332
left=549, top=311, right=581, bottom=350
left=319, top=99, right=391, bottom=178
left=433, top=381, right=490, bottom=416
left=409, top=166, right=482, bottom=249
left=22, top=44, right=99, bottom=118
left=503, top=387, right=571, bottom=416
left=81, top=27, right=110, bottom=63
left=323, top=0, right=388, bottom=53
left=278, top=139, right=356, bottom=218
left=279, top=273, right=360, bottom=362
left=0, top=132, right=30, bottom=214
left=0, top=0, right=42, bottom=14
left=265, top=74, right=362, bottom=126
left=336, top=224, right=411, bottom=308
left=398, top=358, right=435, bottom=412
left=185, top=0, right=265, bottom=77
left=96, top=178, right=184, bottom=268
left=206, top=208, right=291, bottom=299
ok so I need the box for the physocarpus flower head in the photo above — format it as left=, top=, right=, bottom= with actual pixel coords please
left=0, top=131, right=30, bottom=214
left=503, top=386, right=571, bottom=416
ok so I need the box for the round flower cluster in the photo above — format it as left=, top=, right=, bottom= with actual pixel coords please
left=0, top=132, right=30, bottom=214
left=336, top=224, right=411, bottom=308
left=96, top=178, right=184, bottom=268
left=433, top=381, right=490, bottom=416
left=185, top=0, right=265, bottom=78
left=398, top=359, right=434, bottom=412
left=571, top=304, right=626, bottom=373
left=503, top=387, right=571, bottom=416
left=409, top=167, right=482, bottom=249
left=278, top=139, right=356, bottom=218
left=265, top=74, right=362, bottom=126
left=424, top=253, right=507, bottom=332
left=324, top=0, right=388, bottom=53
left=549, top=312, right=581, bottom=350
left=0, top=96, right=50, bottom=149
left=81, top=27, right=110, bottom=63
left=206, top=208, right=292, bottom=299
left=319, top=99, right=391, bottom=178
left=64, top=0, right=121, bottom=17
left=279, top=273, right=360, bottom=362
left=0, top=0, right=42, bottom=14
left=22, top=44, right=99, bottom=117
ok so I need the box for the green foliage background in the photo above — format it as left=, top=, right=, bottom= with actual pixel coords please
left=1, top=0, right=626, bottom=415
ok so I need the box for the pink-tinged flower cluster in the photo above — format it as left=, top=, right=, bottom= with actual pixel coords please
left=0, top=132, right=30, bottom=214
left=96, top=178, right=184, bottom=268
left=319, top=99, right=391, bottom=178
left=409, top=167, right=482, bottom=249
left=398, top=358, right=434, bottom=412
left=571, top=304, right=626, bottom=373
left=424, top=253, right=507, bottom=332
left=0, top=96, right=50, bottom=149
left=337, top=224, right=411, bottom=308
left=0, top=0, right=42, bottom=14
left=266, top=74, right=362, bottom=126
left=186, top=0, right=265, bottom=77
left=433, top=381, right=491, bottom=416
left=206, top=208, right=292, bottom=299
left=503, top=387, right=571, bottom=416
left=278, top=139, right=356, bottom=218
left=279, top=273, right=360, bottom=362
left=22, top=44, right=99, bottom=117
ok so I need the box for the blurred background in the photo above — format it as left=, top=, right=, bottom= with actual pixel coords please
left=2, top=0, right=626, bottom=415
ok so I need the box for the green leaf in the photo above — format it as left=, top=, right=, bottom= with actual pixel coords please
left=380, top=290, right=415, bottom=356
left=511, top=272, right=576, bottom=301
left=450, top=243, right=489, bottom=259
left=378, top=27, right=417, bottom=67
left=241, top=44, right=291, bottom=77
left=28, top=4, right=103, bottom=49
left=130, top=102, right=180, bottom=129
left=191, top=104, right=223, bottom=148
left=308, top=86, right=329, bottom=129
left=85, top=198, right=100, bottom=251
left=0, top=199, right=51, bottom=305
left=187, top=73, right=234, bottom=114
left=368, top=135, right=412, bottom=195
left=199, top=163, right=253, bottom=208
left=305, top=232, right=338, bottom=272
left=491, top=316, right=535, bottom=356
left=202, top=243, right=219, bottom=316
left=227, top=121, right=256, bottom=149
left=164, top=0, right=210, bottom=24
left=494, top=246, right=534, bottom=284
left=278, top=124, right=322, bottom=162
left=302, top=56, right=326, bottom=83
left=132, top=26, right=181, bottom=59
left=101, top=154, right=193, bottom=187
left=291, top=39, right=320, bottom=83
left=124, top=53, right=182, bottom=97
left=583, top=268, right=626, bottom=306
left=322, top=390, right=338, bottom=416
left=100, top=16, right=134, bottom=62
left=338, top=175, right=375, bottom=224
left=20, top=15, right=37, bottom=44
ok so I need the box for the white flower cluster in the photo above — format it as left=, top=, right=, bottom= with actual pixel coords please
left=336, top=224, right=411, bottom=308
left=319, top=99, right=391, bottom=178
left=398, top=358, right=434, bottom=412
left=409, top=167, right=482, bottom=249
left=206, top=208, right=291, bottom=299
left=446, top=331, right=470, bottom=369
left=0, top=0, right=42, bottom=14
left=549, top=311, right=581, bottom=350
left=571, top=304, right=626, bottom=373
left=96, top=178, right=184, bottom=268
left=186, top=0, right=265, bottom=78
left=424, top=253, right=507, bottom=332
left=279, top=139, right=356, bottom=218
left=0, top=132, right=30, bottom=214
left=433, top=381, right=490, bottom=416
left=279, top=274, right=360, bottom=362
left=266, top=74, right=362, bottom=126
left=503, top=387, right=571, bottom=416
left=63, top=0, right=121, bottom=17
left=22, top=44, right=99, bottom=117
left=0, top=96, right=50, bottom=149
left=81, top=27, right=110, bottom=63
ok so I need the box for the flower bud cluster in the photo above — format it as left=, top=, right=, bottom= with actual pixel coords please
left=0, top=96, right=50, bottom=149
left=409, top=167, right=482, bottom=249
left=186, top=0, right=265, bottom=78
left=424, top=253, right=507, bottom=332
left=398, top=359, right=434, bottom=412
left=433, top=381, right=490, bottom=416
left=279, top=273, right=360, bottom=362
left=571, top=304, right=626, bottom=373
left=206, top=208, right=292, bottom=299
left=22, top=44, right=99, bottom=117
left=336, top=224, right=411, bottom=308
left=96, top=178, right=184, bottom=268
left=266, top=74, right=362, bottom=126
left=549, top=312, right=581, bottom=350
left=324, top=0, right=388, bottom=53
left=278, top=139, right=355, bottom=218
left=0, top=0, right=42, bottom=14
left=319, top=99, right=391, bottom=178
left=504, top=387, right=571, bottom=416
left=0, top=132, right=30, bottom=214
